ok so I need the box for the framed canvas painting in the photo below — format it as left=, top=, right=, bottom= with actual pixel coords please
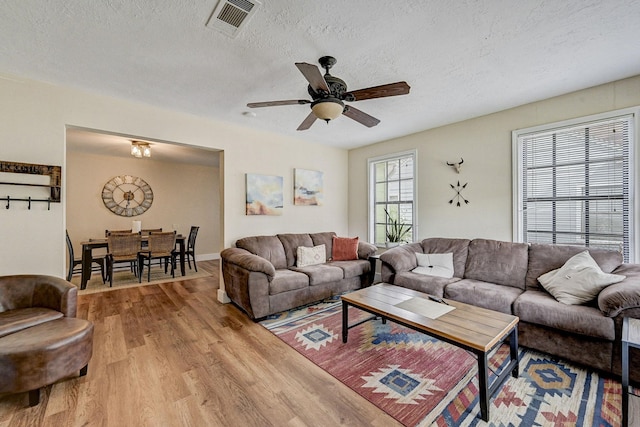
left=294, top=168, right=323, bottom=206
left=246, top=173, right=283, bottom=215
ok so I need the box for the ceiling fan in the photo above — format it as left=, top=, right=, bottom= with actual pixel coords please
left=246, top=56, right=410, bottom=131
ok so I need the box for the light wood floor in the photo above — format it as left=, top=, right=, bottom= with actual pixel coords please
left=0, top=260, right=399, bottom=427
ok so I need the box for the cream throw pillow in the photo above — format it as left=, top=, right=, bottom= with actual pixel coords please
left=538, top=250, right=625, bottom=305
left=296, top=244, right=326, bottom=267
left=412, top=252, right=454, bottom=279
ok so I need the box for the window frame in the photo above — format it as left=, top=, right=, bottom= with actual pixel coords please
left=368, top=149, right=417, bottom=247
left=512, top=107, right=639, bottom=262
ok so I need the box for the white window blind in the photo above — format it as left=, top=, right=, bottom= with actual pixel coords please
left=516, top=113, right=634, bottom=262
left=368, top=151, right=416, bottom=246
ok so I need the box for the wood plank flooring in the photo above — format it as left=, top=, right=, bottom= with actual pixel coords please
left=0, top=260, right=399, bottom=427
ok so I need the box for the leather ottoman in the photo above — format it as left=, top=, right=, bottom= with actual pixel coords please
left=0, top=317, right=94, bottom=406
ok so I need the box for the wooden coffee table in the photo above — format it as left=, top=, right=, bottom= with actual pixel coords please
left=341, top=283, right=519, bottom=422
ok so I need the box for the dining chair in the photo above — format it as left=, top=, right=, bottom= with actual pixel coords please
left=106, top=233, right=142, bottom=287
left=139, top=231, right=177, bottom=282
left=183, top=226, right=200, bottom=272
left=66, top=230, right=106, bottom=283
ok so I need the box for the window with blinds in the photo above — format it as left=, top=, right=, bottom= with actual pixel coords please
left=368, top=151, right=416, bottom=246
left=514, top=112, right=635, bottom=262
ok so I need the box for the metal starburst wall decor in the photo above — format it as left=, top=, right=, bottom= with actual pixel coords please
left=449, top=181, right=469, bottom=207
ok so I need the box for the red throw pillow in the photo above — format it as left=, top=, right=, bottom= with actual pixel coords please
left=332, top=236, right=359, bottom=261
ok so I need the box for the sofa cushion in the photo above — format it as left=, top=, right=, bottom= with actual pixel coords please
left=464, top=239, right=529, bottom=289
left=513, top=290, right=615, bottom=340
left=330, top=259, right=371, bottom=279
left=296, top=244, right=326, bottom=267
left=290, top=264, right=344, bottom=285
left=394, top=272, right=460, bottom=297
left=332, top=236, right=359, bottom=261
left=444, top=278, right=523, bottom=314
left=413, top=252, right=454, bottom=278
left=278, top=234, right=314, bottom=267
left=0, top=307, right=63, bottom=338
left=310, top=232, right=337, bottom=260
left=236, top=235, right=287, bottom=270
left=538, top=251, right=625, bottom=305
left=421, top=238, right=471, bottom=278
left=525, top=243, right=623, bottom=291
left=269, top=269, right=310, bottom=295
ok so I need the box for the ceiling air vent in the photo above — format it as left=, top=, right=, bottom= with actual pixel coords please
left=206, top=0, right=261, bottom=38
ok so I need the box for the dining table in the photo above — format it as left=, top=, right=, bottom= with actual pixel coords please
left=79, top=234, right=186, bottom=290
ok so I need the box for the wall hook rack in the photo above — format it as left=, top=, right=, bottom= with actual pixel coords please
left=0, top=160, right=60, bottom=212
left=2, top=196, right=52, bottom=210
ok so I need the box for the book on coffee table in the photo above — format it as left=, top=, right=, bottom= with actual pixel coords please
left=394, top=297, right=455, bottom=319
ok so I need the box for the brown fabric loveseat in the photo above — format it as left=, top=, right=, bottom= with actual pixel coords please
left=380, top=237, right=640, bottom=381
left=221, top=232, right=376, bottom=319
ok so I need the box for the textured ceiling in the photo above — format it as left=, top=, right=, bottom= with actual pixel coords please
left=2, top=0, right=640, bottom=150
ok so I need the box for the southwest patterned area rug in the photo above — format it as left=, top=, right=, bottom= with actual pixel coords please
left=261, top=296, right=622, bottom=426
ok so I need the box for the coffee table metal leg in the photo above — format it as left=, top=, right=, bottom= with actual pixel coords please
left=342, top=300, right=349, bottom=343
left=510, top=326, right=519, bottom=378
left=623, top=339, right=629, bottom=427
left=478, top=353, right=490, bottom=421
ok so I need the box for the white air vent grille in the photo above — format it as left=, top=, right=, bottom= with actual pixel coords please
left=206, top=0, right=261, bottom=38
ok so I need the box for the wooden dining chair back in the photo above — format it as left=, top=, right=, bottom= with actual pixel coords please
left=184, top=226, right=200, bottom=272
left=106, top=233, right=142, bottom=287
left=139, top=231, right=177, bottom=282
left=66, top=230, right=106, bottom=283
left=105, top=229, right=132, bottom=237
left=141, top=228, right=162, bottom=236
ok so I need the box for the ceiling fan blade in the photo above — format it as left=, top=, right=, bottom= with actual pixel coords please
left=295, top=62, right=330, bottom=93
left=297, top=112, right=317, bottom=131
left=342, top=106, right=380, bottom=128
left=247, top=99, right=310, bottom=108
left=344, top=81, right=410, bottom=101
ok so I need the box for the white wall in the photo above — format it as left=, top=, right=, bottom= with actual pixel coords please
left=66, top=150, right=220, bottom=258
left=0, top=74, right=349, bottom=292
left=348, top=75, right=640, bottom=245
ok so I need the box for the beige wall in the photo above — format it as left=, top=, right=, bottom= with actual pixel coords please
left=348, top=75, right=640, bottom=251
left=0, top=74, right=349, bottom=290
left=66, top=150, right=220, bottom=258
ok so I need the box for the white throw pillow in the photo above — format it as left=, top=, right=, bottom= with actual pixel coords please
left=296, top=244, right=326, bottom=267
left=538, top=250, right=625, bottom=305
left=412, top=252, right=454, bottom=279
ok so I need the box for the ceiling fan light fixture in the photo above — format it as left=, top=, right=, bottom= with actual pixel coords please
left=311, top=98, right=344, bottom=122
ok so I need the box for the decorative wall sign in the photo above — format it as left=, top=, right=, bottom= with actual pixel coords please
left=294, top=168, right=323, bottom=206
left=102, top=175, right=153, bottom=217
left=246, top=173, right=283, bottom=215
left=449, top=181, right=469, bottom=207
left=0, top=160, right=61, bottom=209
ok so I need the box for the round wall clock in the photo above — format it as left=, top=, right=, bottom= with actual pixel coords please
left=101, top=175, right=153, bottom=217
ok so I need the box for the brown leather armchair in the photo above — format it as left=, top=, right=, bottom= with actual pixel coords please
left=0, top=275, right=93, bottom=406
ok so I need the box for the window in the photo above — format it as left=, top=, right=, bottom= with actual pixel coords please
left=369, top=151, right=416, bottom=246
left=513, top=109, right=637, bottom=262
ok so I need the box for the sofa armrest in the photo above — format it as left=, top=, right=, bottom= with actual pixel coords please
left=379, top=243, right=423, bottom=273
left=357, top=241, right=377, bottom=260
left=220, top=248, right=276, bottom=280
left=598, top=264, right=640, bottom=317
left=0, top=275, right=77, bottom=317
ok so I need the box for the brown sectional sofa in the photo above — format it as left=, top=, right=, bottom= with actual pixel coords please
left=221, top=232, right=376, bottom=319
left=380, top=237, right=640, bottom=381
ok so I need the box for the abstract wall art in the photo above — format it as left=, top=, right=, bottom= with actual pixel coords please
left=246, top=173, right=283, bottom=215
left=294, top=168, right=323, bottom=206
